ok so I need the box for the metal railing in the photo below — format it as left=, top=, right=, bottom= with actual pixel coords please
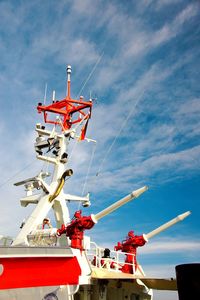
left=86, top=241, right=136, bottom=274
left=0, top=235, right=13, bottom=246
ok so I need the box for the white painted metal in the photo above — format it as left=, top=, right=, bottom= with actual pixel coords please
left=12, top=130, right=70, bottom=246
left=0, top=246, right=74, bottom=257
left=0, top=285, right=73, bottom=300
left=53, top=90, right=56, bottom=101
left=146, top=211, right=191, bottom=239
left=67, top=65, right=72, bottom=82
left=94, top=186, right=148, bottom=221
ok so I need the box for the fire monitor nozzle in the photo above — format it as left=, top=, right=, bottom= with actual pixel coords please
left=94, top=186, right=148, bottom=222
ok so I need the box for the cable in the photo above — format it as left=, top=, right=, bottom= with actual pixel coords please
left=43, top=83, right=48, bottom=105
left=81, top=141, right=97, bottom=196
left=76, top=51, right=104, bottom=98
left=95, top=91, right=146, bottom=178
left=67, top=137, right=79, bottom=165
left=0, top=161, right=36, bottom=188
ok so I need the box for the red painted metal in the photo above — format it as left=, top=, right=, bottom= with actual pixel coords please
left=37, top=97, right=92, bottom=132
left=57, top=210, right=95, bottom=250
left=37, top=69, right=93, bottom=134
left=0, top=256, right=81, bottom=290
left=114, top=230, right=147, bottom=274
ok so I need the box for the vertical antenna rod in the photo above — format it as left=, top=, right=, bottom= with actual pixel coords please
left=52, top=90, right=56, bottom=102
left=66, top=65, right=71, bottom=99
left=43, top=83, right=48, bottom=105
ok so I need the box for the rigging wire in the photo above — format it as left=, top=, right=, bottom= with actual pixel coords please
left=0, top=125, right=59, bottom=189
left=0, top=161, right=36, bottom=189
left=81, top=141, right=97, bottom=196
left=76, top=51, right=104, bottom=98
left=67, top=136, right=79, bottom=165
left=94, top=91, right=146, bottom=181
left=43, top=83, right=48, bottom=105
left=67, top=113, right=91, bottom=164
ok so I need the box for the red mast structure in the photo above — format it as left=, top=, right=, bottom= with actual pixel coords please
left=37, top=65, right=92, bottom=136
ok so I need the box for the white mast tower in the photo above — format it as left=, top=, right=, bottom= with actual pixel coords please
left=12, top=66, right=92, bottom=246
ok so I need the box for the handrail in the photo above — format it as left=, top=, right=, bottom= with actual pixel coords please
left=0, top=236, right=13, bottom=247
left=87, top=241, right=136, bottom=274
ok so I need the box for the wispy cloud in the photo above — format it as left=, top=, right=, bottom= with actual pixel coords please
left=125, top=3, right=199, bottom=58
left=140, top=237, right=200, bottom=255
left=156, top=0, right=182, bottom=10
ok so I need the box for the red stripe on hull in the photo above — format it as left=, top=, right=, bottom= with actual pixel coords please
left=0, top=257, right=81, bottom=290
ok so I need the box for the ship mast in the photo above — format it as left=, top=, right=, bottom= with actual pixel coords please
left=12, top=66, right=93, bottom=246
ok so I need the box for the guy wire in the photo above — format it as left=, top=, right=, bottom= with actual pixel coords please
left=94, top=90, right=146, bottom=182
left=76, top=51, right=104, bottom=98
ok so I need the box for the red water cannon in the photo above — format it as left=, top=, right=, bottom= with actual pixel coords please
left=57, top=187, right=149, bottom=250
left=114, top=211, right=191, bottom=274
left=114, top=230, right=148, bottom=274
left=57, top=210, right=97, bottom=250
left=37, top=65, right=92, bottom=134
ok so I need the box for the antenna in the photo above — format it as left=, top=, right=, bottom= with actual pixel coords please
left=52, top=90, right=56, bottom=102
left=66, top=65, right=71, bottom=98
left=37, top=65, right=93, bottom=131
left=43, top=83, right=48, bottom=105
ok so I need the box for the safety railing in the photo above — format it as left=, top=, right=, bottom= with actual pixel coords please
left=0, top=235, right=13, bottom=246
left=86, top=241, right=136, bottom=274
left=27, top=228, right=58, bottom=246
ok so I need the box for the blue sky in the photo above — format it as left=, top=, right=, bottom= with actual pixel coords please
left=0, top=1, right=200, bottom=299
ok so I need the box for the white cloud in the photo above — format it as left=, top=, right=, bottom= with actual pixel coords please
left=140, top=238, right=200, bottom=255
left=156, top=0, right=182, bottom=10
left=177, top=98, right=200, bottom=115
left=153, top=290, right=178, bottom=300
left=174, top=3, right=199, bottom=27
left=88, top=140, right=200, bottom=193
left=143, top=263, right=177, bottom=278
left=141, top=263, right=179, bottom=300
left=71, top=0, right=100, bottom=16
left=125, top=3, right=199, bottom=58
